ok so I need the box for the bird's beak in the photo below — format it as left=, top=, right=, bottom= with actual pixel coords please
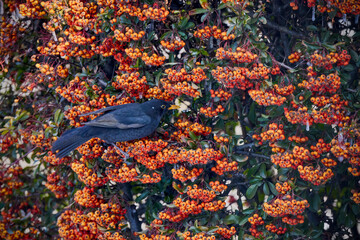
left=168, top=104, right=180, bottom=110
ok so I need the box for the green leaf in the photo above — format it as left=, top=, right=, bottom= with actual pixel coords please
left=246, top=184, right=259, bottom=199
left=223, top=215, right=240, bottom=225
left=309, top=192, right=321, bottom=211
left=263, top=182, right=270, bottom=195
left=268, top=182, right=278, bottom=195
left=189, top=8, right=209, bottom=16
left=258, top=163, right=267, bottom=178
left=217, top=3, right=226, bottom=10
left=136, top=191, right=149, bottom=203
left=179, top=16, right=189, bottom=29
left=238, top=216, right=249, bottom=226
left=184, top=22, right=195, bottom=30
left=160, top=31, right=172, bottom=40
left=189, top=131, right=200, bottom=141
left=248, top=102, right=256, bottom=124
left=259, top=17, right=267, bottom=24
left=349, top=49, right=359, bottom=62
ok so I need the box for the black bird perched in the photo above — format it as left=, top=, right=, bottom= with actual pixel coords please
left=52, top=99, right=172, bottom=159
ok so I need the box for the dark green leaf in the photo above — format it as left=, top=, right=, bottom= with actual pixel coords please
left=223, top=215, right=240, bottom=225
left=189, top=8, right=209, bottom=16
left=263, top=182, right=270, bottom=195
left=268, top=182, right=278, bottom=195
left=248, top=102, right=256, bottom=124
left=246, top=184, right=259, bottom=199
left=258, top=163, right=266, bottom=178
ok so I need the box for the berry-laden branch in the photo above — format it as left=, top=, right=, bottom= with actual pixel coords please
left=0, top=0, right=359, bottom=239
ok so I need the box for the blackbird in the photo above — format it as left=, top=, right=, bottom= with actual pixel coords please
left=52, top=99, right=171, bottom=159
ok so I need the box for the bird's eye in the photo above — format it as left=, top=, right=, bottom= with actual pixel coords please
left=161, top=105, right=166, bottom=109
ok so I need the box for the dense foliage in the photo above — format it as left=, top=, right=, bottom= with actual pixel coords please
left=1, top=0, right=359, bottom=239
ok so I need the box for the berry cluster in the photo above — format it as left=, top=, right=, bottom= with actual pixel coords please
left=77, top=138, right=105, bottom=160
left=142, top=52, right=166, bottom=66
left=270, top=65, right=281, bottom=75
left=57, top=210, right=98, bottom=239
left=173, top=197, right=203, bottom=215
left=138, top=172, right=162, bottom=184
left=310, top=138, right=331, bottom=159
left=249, top=89, right=287, bottom=106
left=321, top=158, right=337, bottom=167
left=71, top=162, right=108, bottom=187
left=181, top=231, right=215, bottom=240
left=297, top=166, right=334, bottom=185
left=0, top=166, right=24, bottom=198
left=171, top=167, right=203, bottom=182
left=125, top=47, right=143, bottom=59
left=0, top=202, right=41, bottom=239
left=282, top=214, right=305, bottom=225
left=114, top=27, right=145, bottom=42
left=186, top=185, right=216, bottom=202
left=263, top=195, right=309, bottom=219
left=145, top=86, right=174, bottom=101
left=209, top=181, right=228, bottom=192
left=102, top=146, right=124, bottom=166
left=271, top=151, right=303, bottom=169
left=288, top=135, right=308, bottom=143
left=45, top=172, right=68, bottom=199
left=113, top=72, right=148, bottom=98
left=140, top=234, right=170, bottom=240
left=194, top=26, right=235, bottom=41
left=284, top=107, right=312, bottom=126
left=19, top=0, right=46, bottom=18
left=298, top=73, right=341, bottom=94
left=253, top=123, right=285, bottom=145
left=161, top=39, right=185, bottom=51
left=29, top=131, right=52, bottom=150
left=105, top=163, right=139, bottom=183
left=161, top=78, right=200, bottom=98
left=165, top=67, right=207, bottom=84
left=265, top=223, right=287, bottom=235
left=92, top=202, right=126, bottom=230
left=248, top=214, right=264, bottom=238
left=74, top=187, right=104, bottom=208
left=352, top=191, right=360, bottom=204
left=215, top=226, right=236, bottom=238
left=200, top=105, right=225, bottom=117
left=216, top=47, right=258, bottom=64
left=211, top=158, right=238, bottom=175
left=274, top=84, right=295, bottom=96
left=211, top=66, right=253, bottom=90
left=288, top=52, right=301, bottom=63
left=55, top=76, right=90, bottom=104
left=172, top=119, right=212, bottom=142
left=292, top=146, right=311, bottom=161
left=142, top=4, right=169, bottom=22
left=0, top=134, right=17, bottom=154
left=310, top=50, right=351, bottom=69
left=210, top=89, right=232, bottom=100
left=275, top=182, right=292, bottom=195
left=214, top=135, right=230, bottom=144
left=247, top=63, right=271, bottom=80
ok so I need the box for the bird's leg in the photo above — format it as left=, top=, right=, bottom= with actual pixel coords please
left=112, top=143, right=129, bottom=160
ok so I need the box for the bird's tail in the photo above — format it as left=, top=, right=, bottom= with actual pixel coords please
left=52, top=127, right=92, bottom=159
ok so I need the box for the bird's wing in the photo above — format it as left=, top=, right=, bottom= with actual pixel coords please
left=84, top=105, right=151, bottom=129
left=79, top=102, right=137, bottom=117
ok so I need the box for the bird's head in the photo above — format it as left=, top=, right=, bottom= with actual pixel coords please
left=144, top=99, right=175, bottom=117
